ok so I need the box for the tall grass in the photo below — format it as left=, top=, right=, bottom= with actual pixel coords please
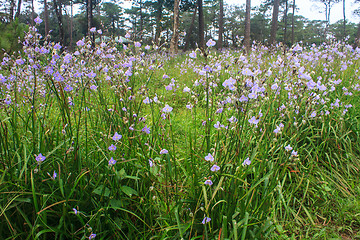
left=0, top=25, right=360, bottom=239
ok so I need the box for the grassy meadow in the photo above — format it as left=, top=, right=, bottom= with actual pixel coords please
left=1, top=26, right=360, bottom=240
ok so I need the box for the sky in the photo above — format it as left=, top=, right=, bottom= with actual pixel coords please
left=224, top=0, right=359, bottom=23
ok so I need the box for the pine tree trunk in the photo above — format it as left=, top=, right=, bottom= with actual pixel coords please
left=291, top=0, right=295, bottom=45
left=355, top=22, right=360, bottom=48
left=244, top=0, right=251, bottom=53
left=10, top=0, right=15, bottom=21
left=155, top=0, right=163, bottom=46
left=31, top=0, right=34, bottom=26
left=343, top=0, right=346, bottom=40
left=140, top=0, right=143, bottom=40
left=183, top=6, right=197, bottom=52
left=87, top=0, right=92, bottom=37
left=270, top=0, right=280, bottom=46
left=217, top=0, right=224, bottom=50
left=15, top=0, right=22, bottom=19
left=44, top=0, right=49, bottom=35
left=170, top=0, right=180, bottom=55
left=53, top=0, right=65, bottom=45
left=284, top=0, right=288, bottom=48
left=70, top=0, right=73, bottom=50
left=198, top=0, right=205, bottom=51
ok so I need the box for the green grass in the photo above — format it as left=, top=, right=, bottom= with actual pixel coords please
left=0, top=28, right=360, bottom=239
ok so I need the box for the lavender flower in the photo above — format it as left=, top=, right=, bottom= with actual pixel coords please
left=36, top=153, right=46, bottom=163
left=202, top=217, right=211, bottom=224
left=142, top=125, right=150, bottom=134
left=162, top=104, right=173, bottom=113
left=285, top=145, right=293, bottom=152
left=205, top=153, right=214, bottom=162
left=160, top=149, right=168, bottom=154
left=242, top=158, right=251, bottom=166
left=112, top=132, right=122, bottom=141
left=108, top=157, right=116, bottom=166
left=210, top=164, right=220, bottom=172
left=204, top=179, right=213, bottom=185
left=89, top=233, right=96, bottom=239
left=108, top=144, right=116, bottom=151
left=34, top=16, right=43, bottom=24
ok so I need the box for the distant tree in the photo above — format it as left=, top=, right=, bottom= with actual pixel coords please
left=183, top=4, right=197, bottom=51
left=329, top=20, right=357, bottom=43
left=244, top=0, right=251, bottom=52
left=198, top=0, right=205, bottom=50
left=170, top=0, right=180, bottom=54
left=217, top=0, right=224, bottom=49
left=312, top=0, right=341, bottom=34
left=154, top=0, right=164, bottom=45
left=270, top=0, right=280, bottom=45
left=101, top=2, right=122, bottom=36
left=53, top=0, right=65, bottom=45
left=343, top=0, right=345, bottom=39
left=283, top=0, right=288, bottom=47
left=43, top=0, right=49, bottom=35
left=292, top=0, right=295, bottom=45
left=224, top=4, right=245, bottom=47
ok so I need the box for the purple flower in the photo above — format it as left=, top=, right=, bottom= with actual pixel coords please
left=134, top=42, right=141, bottom=47
left=242, top=158, right=251, bottom=166
left=36, top=153, right=46, bottom=163
left=49, top=171, right=57, bottom=180
left=125, top=33, right=131, bottom=38
left=239, top=95, right=248, bottom=102
left=248, top=116, right=259, bottom=125
left=16, top=59, right=24, bottom=65
left=108, top=157, right=116, bottom=166
left=34, top=16, right=43, bottom=24
left=90, top=27, right=96, bottom=33
left=206, top=39, right=216, bottom=47
left=310, top=111, right=316, bottom=118
left=291, top=150, right=298, bottom=157
left=108, top=144, right=116, bottom=151
left=73, top=208, right=78, bottom=215
left=189, top=51, right=196, bottom=58
left=112, top=132, right=122, bottom=141
left=204, top=179, right=213, bottom=185
left=149, top=159, right=154, bottom=167
left=64, top=84, right=73, bottom=92
left=76, top=39, right=85, bottom=47
left=143, top=97, right=151, bottom=104
left=89, top=233, right=96, bottom=239
left=162, top=104, right=173, bottom=113
left=205, top=153, right=214, bottom=162
left=5, top=97, right=11, bottom=105
left=54, top=43, right=62, bottom=50
left=160, top=149, right=168, bottom=154
left=242, top=68, right=254, bottom=76
left=183, top=87, right=191, bottom=92
left=214, top=121, right=221, bottom=129
left=202, top=216, right=211, bottom=224
left=210, top=164, right=220, bottom=172
left=285, top=145, right=293, bottom=152
left=142, top=125, right=150, bottom=134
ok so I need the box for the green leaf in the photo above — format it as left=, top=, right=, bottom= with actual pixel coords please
left=120, top=186, right=138, bottom=197
left=109, top=199, right=124, bottom=208
left=93, top=185, right=111, bottom=197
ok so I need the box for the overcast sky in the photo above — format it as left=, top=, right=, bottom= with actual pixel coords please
left=224, top=0, right=359, bottom=23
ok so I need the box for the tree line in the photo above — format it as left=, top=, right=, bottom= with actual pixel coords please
left=1, top=0, right=360, bottom=55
